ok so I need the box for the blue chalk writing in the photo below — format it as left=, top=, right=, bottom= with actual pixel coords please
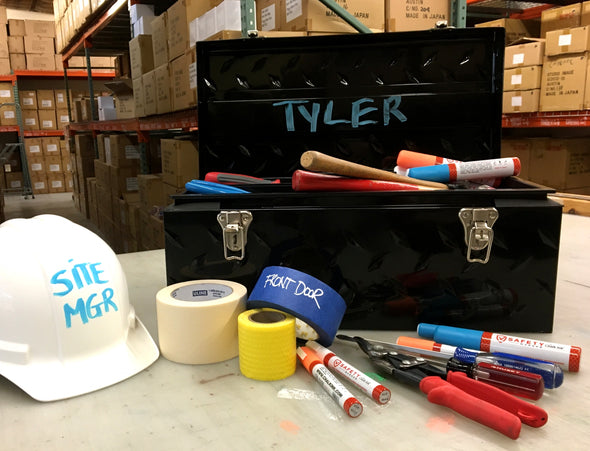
left=50, top=260, right=117, bottom=328
left=272, top=95, right=407, bottom=132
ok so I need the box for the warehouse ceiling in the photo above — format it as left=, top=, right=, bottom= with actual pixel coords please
left=0, top=0, right=53, bottom=15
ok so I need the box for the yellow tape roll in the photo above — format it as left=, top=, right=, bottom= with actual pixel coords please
left=238, top=308, right=296, bottom=381
left=156, top=280, right=247, bottom=364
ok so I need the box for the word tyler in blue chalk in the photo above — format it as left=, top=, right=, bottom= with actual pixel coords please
left=272, top=95, right=408, bottom=133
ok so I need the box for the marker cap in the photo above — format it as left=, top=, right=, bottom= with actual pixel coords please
left=343, top=397, right=363, bottom=418
left=397, top=150, right=437, bottom=168
left=406, top=165, right=450, bottom=183
left=296, top=346, right=321, bottom=373
left=372, top=385, right=392, bottom=405
left=418, top=323, right=484, bottom=350
left=396, top=336, right=437, bottom=350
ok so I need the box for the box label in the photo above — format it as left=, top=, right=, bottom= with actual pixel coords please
left=25, top=118, right=36, bottom=125
left=285, top=0, right=303, bottom=23
left=23, top=98, right=34, bottom=105
left=558, top=33, right=572, bottom=46
left=0, top=90, right=11, bottom=98
left=261, top=5, right=276, bottom=31
left=125, top=145, right=140, bottom=159
left=42, top=120, right=53, bottom=127
left=189, top=62, right=197, bottom=90
left=48, top=144, right=58, bottom=152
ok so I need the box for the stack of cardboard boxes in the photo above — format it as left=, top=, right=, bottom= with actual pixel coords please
left=5, top=18, right=59, bottom=72
left=0, top=6, right=8, bottom=75
left=20, top=89, right=70, bottom=131
left=54, top=0, right=107, bottom=53
left=24, top=136, right=71, bottom=194
left=71, top=132, right=199, bottom=253
left=503, top=39, right=545, bottom=113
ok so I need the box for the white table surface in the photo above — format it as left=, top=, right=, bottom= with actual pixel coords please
left=2, top=214, right=589, bottom=450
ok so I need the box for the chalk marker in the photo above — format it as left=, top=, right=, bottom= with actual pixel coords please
left=396, top=150, right=501, bottom=187
left=406, top=157, right=520, bottom=183
left=297, top=346, right=363, bottom=418
left=306, top=340, right=391, bottom=404
left=417, top=323, right=581, bottom=372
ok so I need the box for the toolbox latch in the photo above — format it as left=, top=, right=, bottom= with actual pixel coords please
left=217, top=211, right=253, bottom=261
left=459, top=208, right=499, bottom=264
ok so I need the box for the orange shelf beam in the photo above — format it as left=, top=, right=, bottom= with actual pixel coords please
left=0, top=126, right=65, bottom=137
left=503, top=111, right=590, bottom=128
left=66, top=110, right=198, bottom=134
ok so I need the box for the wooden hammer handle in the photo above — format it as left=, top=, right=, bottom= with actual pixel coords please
left=300, top=151, right=448, bottom=190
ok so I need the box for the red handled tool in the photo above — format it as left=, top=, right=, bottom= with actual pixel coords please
left=292, top=170, right=424, bottom=192
left=337, top=335, right=548, bottom=439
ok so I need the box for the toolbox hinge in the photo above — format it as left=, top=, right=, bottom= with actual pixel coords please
left=458, top=208, right=499, bottom=264
left=217, top=211, right=253, bottom=261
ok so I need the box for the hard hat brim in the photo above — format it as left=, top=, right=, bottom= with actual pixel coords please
left=0, top=316, right=159, bottom=402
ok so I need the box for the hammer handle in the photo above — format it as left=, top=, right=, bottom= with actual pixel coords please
left=300, top=151, right=448, bottom=190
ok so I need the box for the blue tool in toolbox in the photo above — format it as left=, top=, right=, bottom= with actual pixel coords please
left=164, top=28, right=562, bottom=333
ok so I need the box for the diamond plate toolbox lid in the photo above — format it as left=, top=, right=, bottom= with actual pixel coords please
left=196, top=27, right=505, bottom=178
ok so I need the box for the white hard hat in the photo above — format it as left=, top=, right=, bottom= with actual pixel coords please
left=0, top=214, right=159, bottom=401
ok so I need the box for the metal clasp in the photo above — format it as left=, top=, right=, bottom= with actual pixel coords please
left=217, top=211, right=252, bottom=261
left=459, top=208, right=499, bottom=264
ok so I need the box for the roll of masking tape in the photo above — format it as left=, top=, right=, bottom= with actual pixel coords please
left=247, top=266, right=347, bottom=346
left=238, top=308, right=296, bottom=381
left=156, top=280, right=247, bottom=364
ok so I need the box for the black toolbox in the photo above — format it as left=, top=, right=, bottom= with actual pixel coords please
left=164, top=28, right=562, bottom=332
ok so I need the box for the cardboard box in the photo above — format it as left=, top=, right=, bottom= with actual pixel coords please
left=42, top=137, right=61, bottom=156
left=107, top=134, right=141, bottom=168
left=55, top=54, right=64, bottom=70
left=5, top=172, right=24, bottom=190
left=22, top=110, right=39, bottom=130
left=504, top=66, right=543, bottom=91
left=87, top=178, right=99, bottom=223
left=540, top=53, right=588, bottom=111
left=503, top=89, right=540, bottom=114
left=281, top=0, right=384, bottom=33
left=54, top=89, right=68, bottom=108
left=529, top=138, right=590, bottom=189
left=0, top=5, right=6, bottom=24
left=31, top=174, right=49, bottom=195
left=501, top=139, right=532, bottom=180
left=28, top=156, right=45, bottom=174
left=99, top=107, right=117, bottom=120
left=37, top=90, right=55, bottom=109
left=24, top=20, right=56, bottom=37
left=26, top=54, right=56, bottom=71
left=132, top=77, right=145, bottom=117
left=143, top=70, right=157, bottom=116
left=8, top=36, right=24, bottom=53
left=24, top=36, right=55, bottom=55
left=0, top=106, right=17, bottom=126
left=545, top=26, right=590, bottom=56
left=216, top=0, right=242, bottom=33
left=160, top=139, right=199, bottom=187
left=0, top=58, right=10, bottom=75
left=168, top=0, right=190, bottom=60
left=20, top=90, right=38, bottom=109
left=24, top=138, right=43, bottom=158
left=475, top=18, right=539, bottom=45
left=110, top=165, right=139, bottom=197
left=38, top=109, right=57, bottom=130
left=56, top=109, right=70, bottom=129
left=0, top=82, right=14, bottom=102
left=504, top=38, right=546, bottom=69
left=155, top=63, right=172, bottom=114
left=133, top=16, right=153, bottom=36
left=46, top=155, right=63, bottom=173
left=541, top=3, right=582, bottom=38
left=9, top=53, right=26, bottom=71
left=104, top=80, right=136, bottom=119
left=93, top=159, right=111, bottom=188
left=129, top=34, right=154, bottom=79
left=151, top=12, right=169, bottom=67
left=8, top=19, right=25, bottom=36
left=170, top=49, right=197, bottom=111
left=130, top=4, right=155, bottom=24
left=386, top=0, right=451, bottom=32
left=138, top=174, right=168, bottom=212
left=257, top=0, right=280, bottom=31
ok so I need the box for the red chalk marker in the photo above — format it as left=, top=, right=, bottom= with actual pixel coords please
left=297, top=346, right=364, bottom=418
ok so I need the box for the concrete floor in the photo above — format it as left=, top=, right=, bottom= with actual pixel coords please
left=2, top=191, right=102, bottom=236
